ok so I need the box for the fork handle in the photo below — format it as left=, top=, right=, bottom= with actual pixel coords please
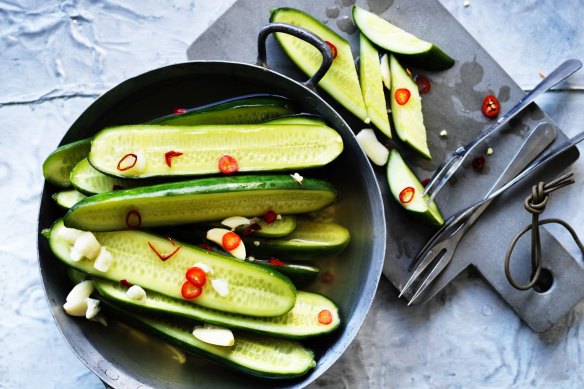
left=464, top=59, right=581, bottom=155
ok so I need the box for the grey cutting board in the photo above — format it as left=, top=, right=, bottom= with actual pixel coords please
left=187, top=0, right=582, bottom=332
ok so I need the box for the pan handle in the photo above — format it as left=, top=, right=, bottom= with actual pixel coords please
left=257, top=22, right=333, bottom=91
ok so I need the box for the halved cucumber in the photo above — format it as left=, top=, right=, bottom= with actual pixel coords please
left=359, top=33, right=391, bottom=138
left=150, top=94, right=297, bottom=126
left=390, top=55, right=431, bottom=159
left=94, top=278, right=338, bottom=338
left=103, top=303, right=316, bottom=379
left=71, top=158, right=149, bottom=195
left=352, top=6, right=454, bottom=70
left=52, top=189, right=87, bottom=209
left=89, top=123, right=343, bottom=178
left=64, top=175, right=337, bottom=231
left=49, top=219, right=297, bottom=316
left=386, top=149, right=443, bottom=226
left=43, top=139, right=92, bottom=188
left=244, top=219, right=350, bottom=260
left=270, top=7, right=368, bottom=122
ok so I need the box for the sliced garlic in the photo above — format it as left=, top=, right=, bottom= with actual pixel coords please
left=290, top=172, right=304, bottom=185
left=85, top=297, right=101, bottom=319
left=57, top=226, right=83, bottom=245
left=355, top=128, right=390, bottom=166
left=211, top=279, right=229, bottom=297
left=221, top=216, right=251, bottom=230
left=380, top=53, right=391, bottom=90
left=71, top=231, right=101, bottom=261
left=63, top=280, right=95, bottom=316
left=206, top=228, right=246, bottom=260
left=440, top=129, right=448, bottom=137
left=126, top=285, right=147, bottom=301
left=487, top=147, right=494, bottom=155
left=193, top=262, right=214, bottom=275
left=94, top=246, right=113, bottom=272
left=192, top=324, right=234, bottom=347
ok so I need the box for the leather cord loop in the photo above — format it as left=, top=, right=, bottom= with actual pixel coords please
left=504, top=172, right=584, bottom=290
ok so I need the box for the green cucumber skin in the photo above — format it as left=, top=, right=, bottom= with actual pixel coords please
left=255, top=261, right=320, bottom=287
left=94, top=278, right=339, bottom=339
left=43, top=139, right=92, bottom=188
left=49, top=219, right=297, bottom=317
left=270, top=7, right=369, bottom=122
left=88, top=123, right=343, bottom=178
left=150, top=94, right=297, bottom=126
left=103, top=303, right=316, bottom=379
left=352, top=6, right=454, bottom=70
left=245, top=220, right=350, bottom=260
left=64, top=175, right=337, bottom=231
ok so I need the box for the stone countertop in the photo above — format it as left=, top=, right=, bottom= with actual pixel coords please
left=1, top=0, right=583, bottom=388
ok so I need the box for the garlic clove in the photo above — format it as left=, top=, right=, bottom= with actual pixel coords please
left=126, top=285, right=147, bottom=301
left=221, top=216, right=251, bottom=230
left=192, top=324, right=234, bottom=347
left=94, top=246, right=113, bottom=272
left=71, top=231, right=101, bottom=261
left=356, top=128, right=389, bottom=166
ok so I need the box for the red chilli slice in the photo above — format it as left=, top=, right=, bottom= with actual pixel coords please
left=325, top=40, right=338, bottom=59
left=263, top=210, right=277, bottom=224
left=165, top=150, right=183, bottom=167
left=222, top=231, right=241, bottom=251
left=119, top=279, right=132, bottom=288
left=399, top=187, right=415, bottom=204
left=186, top=267, right=207, bottom=286
left=125, top=210, right=142, bottom=229
left=318, top=309, right=333, bottom=325
left=181, top=281, right=202, bottom=299
left=482, top=95, right=500, bottom=118
left=268, top=258, right=285, bottom=266
left=147, top=241, right=182, bottom=261
left=173, top=108, right=187, bottom=114
left=218, top=155, right=238, bottom=175
left=117, top=153, right=138, bottom=171
left=414, top=75, right=431, bottom=94
left=394, top=88, right=411, bottom=105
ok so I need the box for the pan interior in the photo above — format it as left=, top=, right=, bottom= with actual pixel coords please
left=37, top=61, right=385, bottom=388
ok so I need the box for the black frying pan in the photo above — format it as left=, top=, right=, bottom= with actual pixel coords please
left=37, top=24, right=386, bottom=388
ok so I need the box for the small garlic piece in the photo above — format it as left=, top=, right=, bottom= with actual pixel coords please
left=63, top=280, right=95, bottom=317
left=253, top=240, right=260, bottom=247
left=57, top=226, right=83, bottom=245
left=463, top=0, right=471, bottom=7
left=212, top=279, right=229, bottom=297
left=290, top=172, right=304, bottom=185
left=126, top=285, right=147, bottom=301
left=94, top=246, right=113, bottom=272
left=192, top=324, right=234, bottom=347
left=193, top=262, right=214, bottom=275
left=439, top=130, right=448, bottom=137
left=85, top=298, right=101, bottom=319
left=355, top=128, right=390, bottom=166
left=221, top=216, right=251, bottom=230
left=487, top=147, right=494, bottom=155
left=70, top=231, right=101, bottom=261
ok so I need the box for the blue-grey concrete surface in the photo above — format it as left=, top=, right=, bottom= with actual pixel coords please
left=1, top=0, right=582, bottom=388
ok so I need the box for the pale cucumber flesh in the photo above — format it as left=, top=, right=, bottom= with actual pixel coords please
left=89, top=124, right=343, bottom=178
left=390, top=55, right=431, bottom=159
left=64, top=175, right=337, bottom=231
left=71, top=158, right=145, bottom=194
left=52, top=190, right=87, bottom=209
left=94, top=278, right=339, bottom=338
left=50, top=219, right=297, bottom=316
left=270, top=7, right=368, bottom=122
left=359, top=33, right=391, bottom=138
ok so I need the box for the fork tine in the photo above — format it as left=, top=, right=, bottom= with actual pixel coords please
left=407, top=249, right=452, bottom=305
left=421, top=156, right=455, bottom=197
left=398, top=246, right=444, bottom=298
left=425, top=157, right=463, bottom=205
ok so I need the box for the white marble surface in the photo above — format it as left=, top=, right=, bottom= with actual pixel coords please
left=1, top=0, right=583, bottom=388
